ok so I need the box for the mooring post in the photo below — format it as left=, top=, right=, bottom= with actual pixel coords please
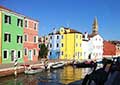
left=14, top=55, right=18, bottom=78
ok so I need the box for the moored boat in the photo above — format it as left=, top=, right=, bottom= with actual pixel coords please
left=75, top=60, right=96, bottom=68
left=24, top=67, right=43, bottom=75
left=50, top=62, right=64, bottom=69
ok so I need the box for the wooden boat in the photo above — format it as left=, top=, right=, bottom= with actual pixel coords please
left=75, top=60, right=96, bottom=68
left=50, top=62, right=64, bottom=69
left=24, top=67, right=43, bottom=75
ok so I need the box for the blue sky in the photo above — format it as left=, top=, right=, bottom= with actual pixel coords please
left=0, top=0, right=120, bottom=40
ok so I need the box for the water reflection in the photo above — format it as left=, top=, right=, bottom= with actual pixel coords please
left=0, top=66, right=91, bottom=85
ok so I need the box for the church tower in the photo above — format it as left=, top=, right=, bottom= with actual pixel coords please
left=92, top=17, right=98, bottom=35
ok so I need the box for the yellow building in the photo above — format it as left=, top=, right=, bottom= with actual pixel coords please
left=59, top=27, right=82, bottom=61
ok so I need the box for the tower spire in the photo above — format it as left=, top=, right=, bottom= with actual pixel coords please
left=92, top=16, right=98, bottom=34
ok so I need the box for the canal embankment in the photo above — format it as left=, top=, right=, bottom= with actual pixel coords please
left=0, top=60, right=72, bottom=78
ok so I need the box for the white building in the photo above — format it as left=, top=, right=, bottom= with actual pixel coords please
left=82, top=17, right=103, bottom=61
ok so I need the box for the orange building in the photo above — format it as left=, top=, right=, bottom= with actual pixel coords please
left=24, top=17, right=39, bottom=62
left=103, top=41, right=116, bottom=58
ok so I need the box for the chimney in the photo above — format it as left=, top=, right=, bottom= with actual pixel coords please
left=84, top=32, right=88, bottom=40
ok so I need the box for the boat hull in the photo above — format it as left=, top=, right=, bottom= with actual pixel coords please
left=24, top=69, right=43, bottom=75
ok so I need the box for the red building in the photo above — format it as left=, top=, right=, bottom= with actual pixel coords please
left=24, top=17, right=39, bottom=62
left=103, top=41, right=116, bottom=58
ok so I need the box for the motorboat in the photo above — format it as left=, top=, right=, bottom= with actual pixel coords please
left=50, top=62, right=64, bottom=69
left=75, top=60, right=96, bottom=68
left=24, top=67, right=43, bottom=75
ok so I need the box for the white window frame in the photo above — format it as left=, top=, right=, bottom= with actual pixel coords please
left=17, top=35, right=22, bottom=43
left=24, top=20, right=28, bottom=28
left=33, top=49, right=36, bottom=56
left=3, top=50, right=9, bottom=59
left=4, top=32, right=11, bottom=42
left=24, top=34, right=28, bottom=42
left=18, top=50, right=22, bottom=58
left=24, top=48, right=28, bottom=56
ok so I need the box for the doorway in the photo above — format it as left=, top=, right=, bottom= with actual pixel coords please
left=28, top=50, right=32, bottom=60
left=11, top=50, right=16, bottom=61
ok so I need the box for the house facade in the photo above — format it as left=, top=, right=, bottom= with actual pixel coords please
left=82, top=17, right=103, bottom=61
left=59, top=27, right=82, bottom=61
left=103, top=41, right=116, bottom=58
left=24, top=18, right=39, bottom=62
left=0, top=6, right=39, bottom=64
left=0, top=7, right=24, bottom=64
left=48, top=29, right=61, bottom=59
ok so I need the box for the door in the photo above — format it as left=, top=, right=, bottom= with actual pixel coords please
left=29, top=50, right=32, bottom=60
left=11, top=50, right=16, bottom=61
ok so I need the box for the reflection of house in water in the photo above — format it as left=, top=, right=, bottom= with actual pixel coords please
left=60, top=66, right=83, bottom=84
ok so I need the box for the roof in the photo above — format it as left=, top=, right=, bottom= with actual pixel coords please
left=64, top=27, right=82, bottom=34
left=0, top=5, right=39, bottom=22
left=88, top=33, right=98, bottom=38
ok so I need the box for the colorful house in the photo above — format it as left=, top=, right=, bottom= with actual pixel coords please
left=24, top=17, right=39, bottom=62
left=48, top=29, right=61, bottom=59
left=59, top=27, right=83, bottom=61
left=103, top=41, right=116, bottom=58
left=0, top=6, right=24, bottom=63
left=0, top=6, right=39, bottom=64
left=82, top=17, right=103, bottom=61
left=103, top=40, right=120, bottom=58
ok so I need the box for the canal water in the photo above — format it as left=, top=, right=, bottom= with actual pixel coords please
left=0, top=66, right=91, bottom=85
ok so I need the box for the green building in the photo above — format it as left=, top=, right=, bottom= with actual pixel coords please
left=0, top=7, right=24, bottom=63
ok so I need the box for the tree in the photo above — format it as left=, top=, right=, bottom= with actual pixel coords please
left=39, top=44, right=49, bottom=59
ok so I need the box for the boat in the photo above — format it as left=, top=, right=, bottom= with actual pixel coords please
left=75, top=60, right=96, bottom=68
left=50, top=62, right=64, bottom=69
left=24, top=67, right=43, bottom=75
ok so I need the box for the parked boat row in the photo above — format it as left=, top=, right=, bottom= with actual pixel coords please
left=24, top=61, right=65, bottom=75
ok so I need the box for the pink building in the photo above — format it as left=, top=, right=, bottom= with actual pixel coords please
left=24, top=17, right=39, bottom=62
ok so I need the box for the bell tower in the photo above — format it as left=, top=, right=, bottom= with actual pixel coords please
left=92, top=17, right=98, bottom=35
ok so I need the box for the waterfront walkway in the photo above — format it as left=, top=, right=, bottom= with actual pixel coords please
left=0, top=59, right=71, bottom=77
left=0, top=61, right=44, bottom=77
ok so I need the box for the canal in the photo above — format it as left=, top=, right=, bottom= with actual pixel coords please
left=0, top=66, right=91, bottom=85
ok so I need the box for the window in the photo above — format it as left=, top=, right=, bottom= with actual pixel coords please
left=80, top=35, right=81, bottom=39
left=57, top=43, right=59, bottom=48
left=4, top=15, right=11, bottom=24
left=3, top=50, right=8, bottom=59
left=17, top=18, right=23, bottom=27
left=24, top=48, right=27, bottom=55
left=4, top=33, right=11, bottom=42
left=34, top=36, right=37, bottom=43
left=61, top=51, right=63, bottom=55
left=61, top=43, right=63, bottom=47
left=33, top=49, right=36, bottom=56
left=80, top=44, right=81, bottom=47
left=18, top=51, right=21, bottom=58
left=34, top=23, right=37, bottom=30
left=50, top=52, right=52, bottom=56
left=57, top=36, right=59, bottom=39
left=76, top=43, right=78, bottom=47
left=17, top=35, right=22, bottom=43
left=50, top=36, right=52, bottom=39
left=24, top=35, right=28, bottom=41
left=50, top=44, right=52, bottom=48
left=24, top=20, right=28, bottom=27
left=76, top=35, right=78, bottom=38
left=61, top=35, right=63, bottom=39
